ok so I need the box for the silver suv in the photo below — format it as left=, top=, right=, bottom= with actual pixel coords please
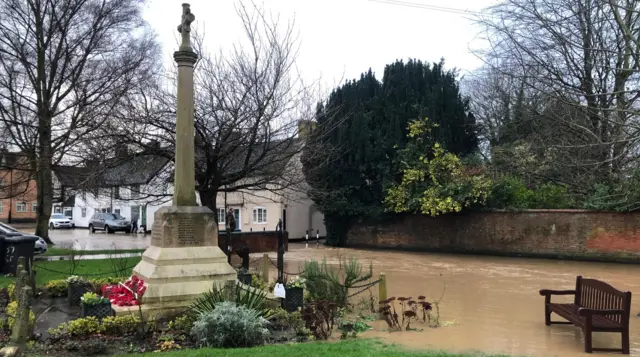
left=88, top=213, right=131, bottom=234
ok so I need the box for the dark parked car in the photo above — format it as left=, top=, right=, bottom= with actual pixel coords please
left=88, top=213, right=131, bottom=234
left=0, top=223, right=48, bottom=255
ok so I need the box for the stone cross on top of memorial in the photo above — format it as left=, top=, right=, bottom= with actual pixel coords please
left=177, top=3, right=195, bottom=52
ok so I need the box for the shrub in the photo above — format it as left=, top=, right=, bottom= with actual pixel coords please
left=42, top=277, right=122, bottom=297
left=67, top=316, right=104, bottom=337
left=66, top=275, right=88, bottom=285
left=4, top=301, right=35, bottom=331
left=81, top=292, right=109, bottom=305
left=190, top=283, right=269, bottom=317
left=7, top=284, right=15, bottom=301
left=42, top=280, right=67, bottom=297
left=250, top=274, right=266, bottom=291
left=101, top=315, right=139, bottom=335
left=156, top=339, right=182, bottom=352
left=488, top=175, right=574, bottom=210
left=50, top=315, right=140, bottom=338
left=191, top=301, right=269, bottom=348
left=301, top=257, right=373, bottom=306
left=267, top=308, right=303, bottom=331
left=301, top=300, right=338, bottom=340
left=167, top=314, right=197, bottom=334
left=338, top=318, right=372, bottom=339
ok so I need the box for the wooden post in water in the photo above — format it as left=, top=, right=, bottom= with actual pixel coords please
left=261, top=253, right=270, bottom=283
left=378, top=272, right=387, bottom=302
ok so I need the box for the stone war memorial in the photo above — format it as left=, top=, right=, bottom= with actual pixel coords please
left=113, top=3, right=236, bottom=317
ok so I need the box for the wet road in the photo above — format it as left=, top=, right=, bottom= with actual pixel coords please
left=260, top=244, right=640, bottom=357
left=42, top=228, right=150, bottom=250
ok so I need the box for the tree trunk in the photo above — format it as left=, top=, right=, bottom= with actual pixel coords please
left=198, top=188, right=217, bottom=218
left=35, top=167, right=53, bottom=244
left=34, top=114, right=54, bottom=245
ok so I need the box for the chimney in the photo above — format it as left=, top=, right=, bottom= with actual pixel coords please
left=116, top=145, right=128, bottom=160
left=298, top=120, right=315, bottom=140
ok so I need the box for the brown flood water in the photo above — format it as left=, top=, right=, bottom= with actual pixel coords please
left=253, top=243, right=640, bottom=357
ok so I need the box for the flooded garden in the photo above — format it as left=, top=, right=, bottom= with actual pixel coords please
left=269, top=243, right=640, bottom=357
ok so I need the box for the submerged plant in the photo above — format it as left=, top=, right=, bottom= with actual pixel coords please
left=301, top=300, right=338, bottom=340
left=379, top=295, right=433, bottom=331
left=338, top=316, right=372, bottom=339
left=301, top=256, right=373, bottom=306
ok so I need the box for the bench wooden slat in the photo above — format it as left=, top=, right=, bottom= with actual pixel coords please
left=540, top=276, right=631, bottom=354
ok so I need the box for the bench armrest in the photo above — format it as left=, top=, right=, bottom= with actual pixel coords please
left=578, top=308, right=625, bottom=316
left=539, top=289, right=576, bottom=296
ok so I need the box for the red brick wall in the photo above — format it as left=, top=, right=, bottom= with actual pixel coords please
left=219, top=231, right=289, bottom=254
left=0, top=168, right=38, bottom=223
left=347, top=210, right=640, bottom=261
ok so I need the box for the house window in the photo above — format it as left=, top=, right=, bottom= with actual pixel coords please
left=252, top=207, right=267, bottom=224
left=81, top=208, right=87, bottom=218
left=131, top=184, right=140, bottom=199
left=54, top=206, right=62, bottom=214
left=31, top=203, right=37, bottom=212
left=16, top=202, right=26, bottom=213
left=114, top=208, right=121, bottom=215
left=217, top=208, right=225, bottom=224
left=114, top=186, right=120, bottom=199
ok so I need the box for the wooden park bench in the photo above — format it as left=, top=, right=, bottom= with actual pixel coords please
left=539, top=276, right=632, bottom=354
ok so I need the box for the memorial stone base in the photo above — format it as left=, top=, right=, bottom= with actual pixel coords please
left=113, top=206, right=236, bottom=319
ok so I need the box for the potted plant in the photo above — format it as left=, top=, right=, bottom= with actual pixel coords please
left=81, top=292, right=114, bottom=319
left=67, top=275, right=91, bottom=306
left=282, top=277, right=305, bottom=312
left=236, top=267, right=252, bottom=285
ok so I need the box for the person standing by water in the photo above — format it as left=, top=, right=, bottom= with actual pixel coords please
left=226, top=207, right=236, bottom=231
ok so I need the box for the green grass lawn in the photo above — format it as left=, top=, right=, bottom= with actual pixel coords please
left=136, top=340, right=511, bottom=357
left=0, top=257, right=140, bottom=287
left=43, top=247, right=145, bottom=257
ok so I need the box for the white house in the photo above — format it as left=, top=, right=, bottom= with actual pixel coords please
left=214, top=153, right=326, bottom=239
left=52, top=148, right=172, bottom=230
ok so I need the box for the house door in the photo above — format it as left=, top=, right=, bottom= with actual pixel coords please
left=141, top=206, right=147, bottom=226
left=233, top=209, right=240, bottom=231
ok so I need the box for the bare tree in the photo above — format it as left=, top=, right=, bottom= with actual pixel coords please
left=117, top=1, right=319, bottom=216
left=474, top=0, right=640, bottom=191
left=0, top=0, right=160, bottom=242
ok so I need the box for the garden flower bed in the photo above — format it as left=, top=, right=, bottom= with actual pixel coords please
left=0, top=256, right=449, bottom=357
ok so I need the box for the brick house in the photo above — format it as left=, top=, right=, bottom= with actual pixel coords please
left=0, top=150, right=38, bottom=223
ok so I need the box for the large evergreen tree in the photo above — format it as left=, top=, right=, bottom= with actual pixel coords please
left=303, top=59, right=477, bottom=246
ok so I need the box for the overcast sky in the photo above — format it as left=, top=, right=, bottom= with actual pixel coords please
left=143, top=0, right=497, bottom=89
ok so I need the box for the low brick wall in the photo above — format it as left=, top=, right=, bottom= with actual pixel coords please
left=347, top=210, right=640, bottom=262
left=218, top=230, right=288, bottom=254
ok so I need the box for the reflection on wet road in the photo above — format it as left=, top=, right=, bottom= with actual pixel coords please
left=36, top=227, right=150, bottom=250
left=265, top=244, right=640, bottom=357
